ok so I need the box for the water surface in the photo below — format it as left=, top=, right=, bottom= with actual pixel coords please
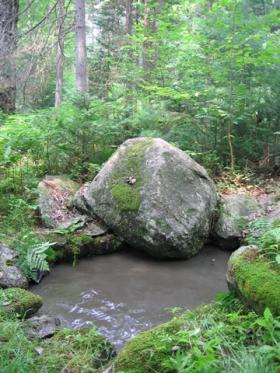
left=33, top=246, right=230, bottom=349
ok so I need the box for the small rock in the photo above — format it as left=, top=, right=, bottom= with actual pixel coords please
left=25, top=315, right=61, bottom=339
left=0, top=244, right=28, bottom=289
left=35, top=347, right=44, bottom=355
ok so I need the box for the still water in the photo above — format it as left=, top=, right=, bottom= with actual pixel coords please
left=33, top=246, right=230, bottom=349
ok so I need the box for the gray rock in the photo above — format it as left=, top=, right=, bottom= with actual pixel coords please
left=73, top=182, right=92, bottom=215
left=38, top=176, right=80, bottom=228
left=0, top=244, right=28, bottom=289
left=25, top=315, right=61, bottom=339
left=84, top=137, right=217, bottom=259
left=213, top=194, right=262, bottom=250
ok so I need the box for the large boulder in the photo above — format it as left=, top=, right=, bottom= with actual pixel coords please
left=227, top=245, right=280, bottom=315
left=82, top=137, right=217, bottom=259
left=213, top=194, right=262, bottom=250
left=0, top=244, right=28, bottom=289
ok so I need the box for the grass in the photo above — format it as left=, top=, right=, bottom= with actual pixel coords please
left=113, top=294, right=280, bottom=373
left=0, top=318, right=115, bottom=372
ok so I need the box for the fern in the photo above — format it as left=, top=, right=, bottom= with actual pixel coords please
left=26, top=242, right=54, bottom=274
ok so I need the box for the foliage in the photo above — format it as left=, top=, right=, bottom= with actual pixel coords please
left=245, top=218, right=280, bottom=266
left=13, top=231, right=56, bottom=281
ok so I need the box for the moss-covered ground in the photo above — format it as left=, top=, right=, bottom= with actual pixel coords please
left=113, top=295, right=280, bottom=373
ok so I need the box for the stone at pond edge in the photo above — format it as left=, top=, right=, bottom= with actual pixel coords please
left=24, top=314, right=61, bottom=339
left=38, top=176, right=80, bottom=228
left=38, top=223, right=122, bottom=262
left=213, top=194, right=262, bottom=251
left=227, top=245, right=280, bottom=315
left=0, top=288, right=43, bottom=318
left=0, top=244, right=28, bottom=289
left=84, top=137, right=217, bottom=259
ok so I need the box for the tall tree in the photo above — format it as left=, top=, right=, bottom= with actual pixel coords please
left=75, top=0, right=88, bottom=93
left=125, top=0, right=133, bottom=35
left=55, top=0, right=65, bottom=107
left=0, top=0, right=19, bottom=112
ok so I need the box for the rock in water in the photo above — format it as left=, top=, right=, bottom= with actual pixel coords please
left=84, top=137, right=217, bottom=259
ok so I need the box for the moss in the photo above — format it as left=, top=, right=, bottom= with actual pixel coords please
left=110, top=139, right=152, bottom=212
left=38, top=327, right=116, bottom=372
left=113, top=315, right=183, bottom=373
left=111, top=183, right=141, bottom=211
left=231, top=254, right=280, bottom=315
left=0, top=288, right=42, bottom=318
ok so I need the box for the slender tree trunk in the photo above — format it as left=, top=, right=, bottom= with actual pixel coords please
left=0, top=0, right=19, bottom=113
left=55, top=0, right=65, bottom=107
left=143, top=0, right=151, bottom=70
left=152, top=0, right=163, bottom=65
left=75, top=0, right=88, bottom=93
left=125, top=0, right=133, bottom=35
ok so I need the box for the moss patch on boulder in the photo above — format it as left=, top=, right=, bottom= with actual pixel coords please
left=110, top=139, right=152, bottom=212
left=0, top=288, right=42, bottom=318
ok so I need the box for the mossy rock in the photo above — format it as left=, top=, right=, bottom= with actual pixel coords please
left=36, top=223, right=122, bottom=264
left=38, top=327, right=116, bottom=371
left=0, top=288, right=42, bottom=318
left=227, top=246, right=280, bottom=315
left=84, top=137, right=217, bottom=259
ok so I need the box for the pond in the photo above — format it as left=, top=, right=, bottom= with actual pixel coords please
left=33, top=246, right=230, bottom=349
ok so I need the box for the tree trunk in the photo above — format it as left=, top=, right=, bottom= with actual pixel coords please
left=143, top=0, right=151, bottom=70
left=75, top=0, right=88, bottom=93
left=125, top=0, right=133, bottom=35
left=152, top=0, right=163, bottom=64
left=0, top=0, right=19, bottom=113
left=55, top=0, right=65, bottom=107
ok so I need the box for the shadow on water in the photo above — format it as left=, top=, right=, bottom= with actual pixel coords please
left=32, top=245, right=230, bottom=349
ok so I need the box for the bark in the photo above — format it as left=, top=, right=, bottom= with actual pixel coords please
left=125, top=0, right=133, bottom=35
left=75, top=0, right=88, bottom=93
left=0, top=0, right=19, bottom=113
left=152, top=0, right=163, bottom=64
left=55, top=0, right=65, bottom=107
left=143, top=0, right=151, bottom=69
